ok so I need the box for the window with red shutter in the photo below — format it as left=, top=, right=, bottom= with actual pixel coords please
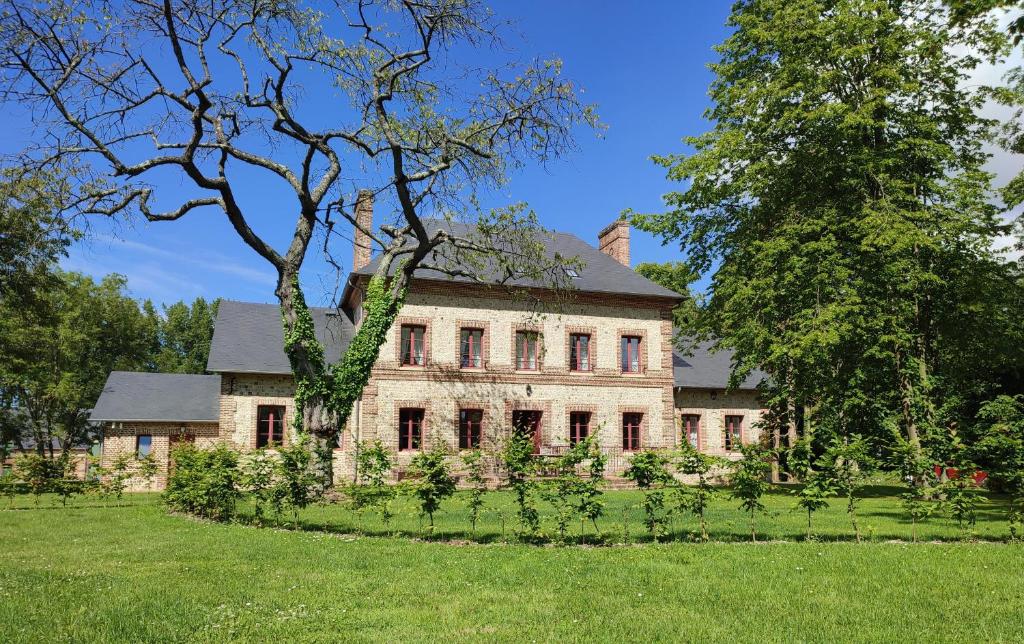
left=399, top=408, right=424, bottom=451
left=400, top=325, right=426, bottom=366
left=256, top=405, right=285, bottom=448
left=724, top=415, right=743, bottom=451
left=682, top=414, right=701, bottom=449
left=458, top=409, right=483, bottom=449
left=460, top=328, right=483, bottom=369
left=621, top=336, right=641, bottom=373
left=622, top=413, right=642, bottom=451
left=568, top=411, right=590, bottom=446
left=569, top=333, right=591, bottom=372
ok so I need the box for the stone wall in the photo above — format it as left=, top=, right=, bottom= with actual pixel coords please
left=673, top=387, right=765, bottom=462
left=100, top=422, right=220, bottom=490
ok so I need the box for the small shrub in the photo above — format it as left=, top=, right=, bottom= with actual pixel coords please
left=729, top=443, right=772, bottom=542
left=350, top=440, right=396, bottom=528
left=164, top=443, right=241, bottom=521
left=241, top=449, right=277, bottom=524
left=274, top=439, right=318, bottom=527
left=500, top=428, right=540, bottom=538
left=461, top=450, right=488, bottom=534
left=408, top=441, right=456, bottom=532
left=793, top=472, right=833, bottom=540
left=675, top=445, right=723, bottom=541
left=624, top=449, right=672, bottom=541
left=819, top=435, right=875, bottom=543
left=15, top=453, right=53, bottom=505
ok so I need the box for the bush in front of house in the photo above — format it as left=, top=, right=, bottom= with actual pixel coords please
left=164, top=443, right=241, bottom=521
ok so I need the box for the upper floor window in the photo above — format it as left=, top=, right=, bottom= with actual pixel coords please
left=569, top=333, right=592, bottom=372
left=459, top=409, right=483, bottom=450
left=682, top=414, right=700, bottom=449
left=257, top=405, right=285, bottom=448
left=725, top=415, right=743, bottom=451
left=400, top=325, right=426, bottom=366
left=399, top=408, right=424, bottom=451
left=460, top=328, right=483, bottom=369
left=621, top=336, right=642, bottom=373
left=622, top=413, right=642, bottom=451
left=136, top=434, right=153, bottom=457
left=515, top=331, right=540, bottom=371
left=569, top=411, right=590, bottom=447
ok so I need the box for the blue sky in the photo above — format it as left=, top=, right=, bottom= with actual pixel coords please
left=27, top=1, right=734, bottom=307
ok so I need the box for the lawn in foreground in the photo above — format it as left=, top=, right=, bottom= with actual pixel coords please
left=2, top=493, right=1023, bottom=642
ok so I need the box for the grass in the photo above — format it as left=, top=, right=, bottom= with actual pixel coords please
left=2, top=489, right=1023, bottom=642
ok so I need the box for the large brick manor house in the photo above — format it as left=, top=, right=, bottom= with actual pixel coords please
left=91, top=206, right=765, bottom=489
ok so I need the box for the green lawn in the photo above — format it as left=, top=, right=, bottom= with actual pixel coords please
left=2, top=490, right=1023, bottom=642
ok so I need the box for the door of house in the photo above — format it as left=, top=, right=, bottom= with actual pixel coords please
left=512, top=410, right=543, bottom=454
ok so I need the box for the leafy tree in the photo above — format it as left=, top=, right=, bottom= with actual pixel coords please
left=274, top=439, right=318, bottom=527
left=541, top=434, right=604, bottom=542
left=350, top=440, right=396, bottom=529
left=154, top=298, right=219, bottom=374
left=164, top=444, right=242, bottom=521
left=0, top=271, right=158, bottom=461
left=576, top=439, right=607, bottom=538
left=461, top=450, right=488, bottom=535
left=729, top=444, right=772, bottom=542
left=241, top=450, right=277, bottom=525
left=0, top=0, right=597, bottom=489
left=968, top=395, right=1024, bottom=494
left=674, top=444, right=724, bottom=541
left=633, top=0, right=1019, bottom=469
left=794, top=472, right=834, bottom=541
left=500, top=428, right=540, bottom=538
left=623, top=449, right=673, bottom=541
left=820, top=436, right=875, bottom=542
left=634, top=262, right=702, bottom=332
left=0, top=168, right=76, bottom=307
left=408, top=442, right=456, bottom=532
left=14, top=453, right=53, bottom=505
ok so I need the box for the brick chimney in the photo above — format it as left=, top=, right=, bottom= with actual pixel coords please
left=598, top=219, right=630, bottom=267
left=353, top=189, right=373, bottom=272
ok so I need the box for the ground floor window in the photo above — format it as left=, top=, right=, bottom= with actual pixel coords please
left=682, top=414, right=700, bottom=449
left=725, top=415, right=743, bottom=451
left=569, top=411, right=591, bottom=447
left=622, top=413, right=642, bottom=451
left=136, top=434, right=152, bottom=457
left=512, top=410, right=542, bottom=453
left=459, top=409, right=483, bottom=450
left=256, top=405, right=285, bottom=448
left=399, top=408, right=424, bottom=451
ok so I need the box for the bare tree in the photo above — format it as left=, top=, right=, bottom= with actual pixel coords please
left=0, top=0, right=597, bottom=488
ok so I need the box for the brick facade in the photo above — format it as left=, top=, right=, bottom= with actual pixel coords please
left=98, top=283, right=763, bottom=488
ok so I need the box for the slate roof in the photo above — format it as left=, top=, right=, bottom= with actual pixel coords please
left=673, top=340, right=766, bottom=390
left=352, top=220, right=682, bottom=300
left=206, top=300, right=355, bottom=374
left=89, top=371, right=221, bottom=422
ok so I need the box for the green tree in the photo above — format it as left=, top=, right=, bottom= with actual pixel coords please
left=633, top=0, right=1018, bottom=470
left=674, top=444, right=724, bottom=541
left=154, top=298, right=219, bottom=374
left=623, top=449, right=673, bottom=541
left=460, top=450, right=488, bottom=535
left=729, top=444, right=773, bottom=542
left=820, top=436, right=876, bottom=542
left=349, top=440, right=396, bottom=529
left=408, top=442, right=457, bottom=533
left=794, top=472, right=834, bottom=541
left=0, top=0, right=598, bottom=489
left=500, top=428, right=540, bottom=539
left=0, top=272, right=158, bottom=460
left=634, top=262, right=702, bottom=332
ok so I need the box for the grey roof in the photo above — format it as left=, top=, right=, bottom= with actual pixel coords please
left=207, top=300, right=354, bottom=374
left=89, top=371, right=221, bottom=422
left=673, top=340, right=766, bottom=390
left=353, top=220, right=682, bottom=300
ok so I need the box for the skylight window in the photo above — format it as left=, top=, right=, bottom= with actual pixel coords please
left=564, top=267, right=580, bottom=278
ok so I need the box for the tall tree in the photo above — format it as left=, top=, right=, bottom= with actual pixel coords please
left=0, top=169, right=76, bottom=306
left=634, top=262, right=702, bottom=333
left=0, top=0, right=597, bottom=487
left=154, top=298, right=219, bottom=374
left=634, top=0, right=1020, bottom=467
left=0, top=272, right=159, bottom=458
